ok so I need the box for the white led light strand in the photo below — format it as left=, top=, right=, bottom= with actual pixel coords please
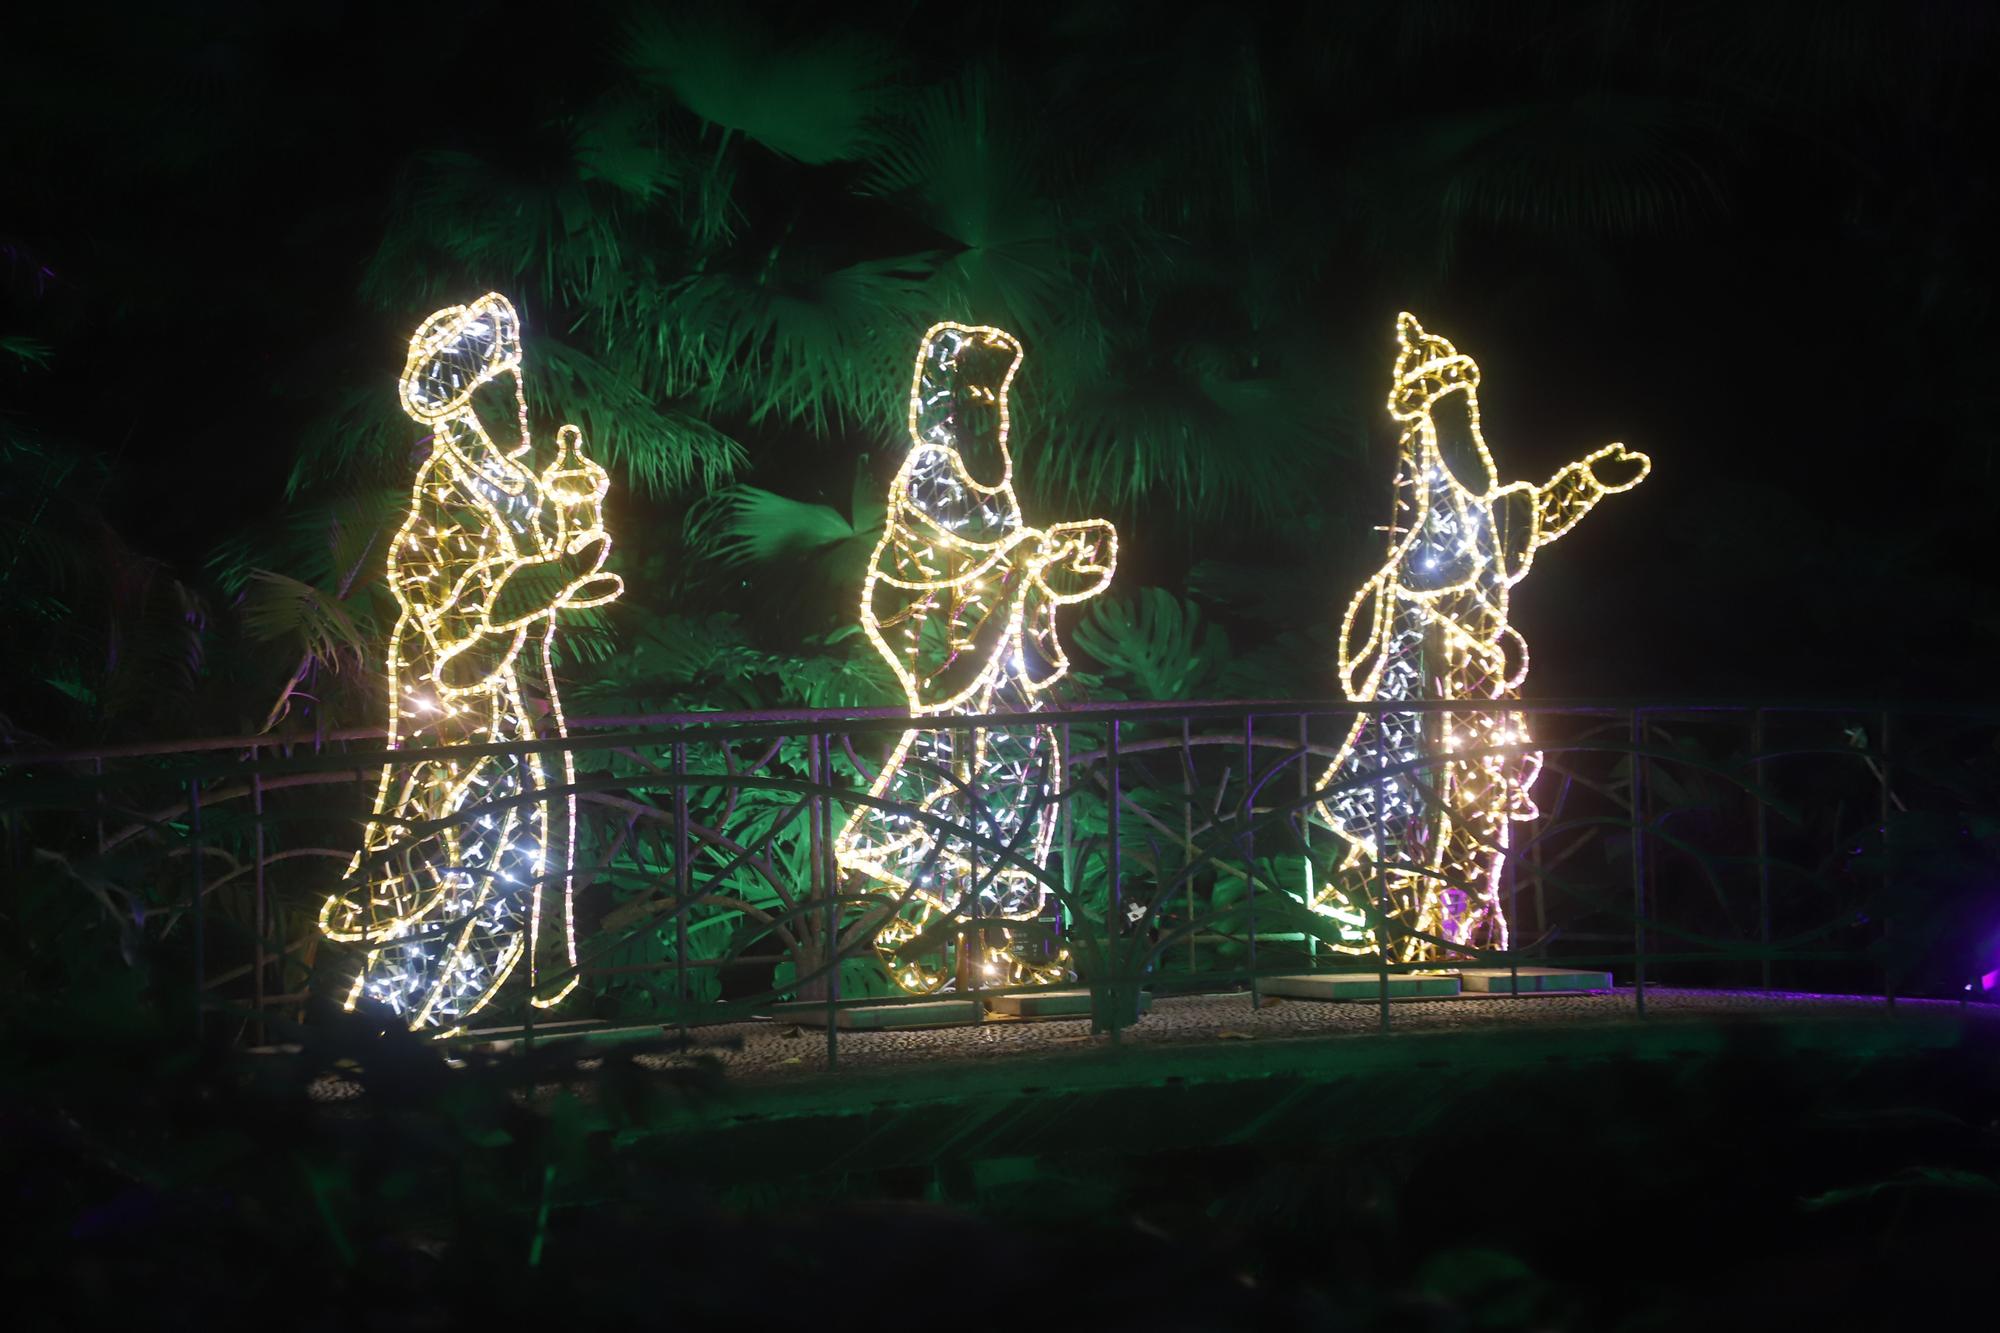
left=319, top=293, right=623, bottom=1034
left=1311, top=312, right=1650, bottom=962
left=835, top=322, right=1117, bottom=994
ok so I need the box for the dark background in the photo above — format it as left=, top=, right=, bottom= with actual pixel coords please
left=4, top=0, right=1996, bottom=745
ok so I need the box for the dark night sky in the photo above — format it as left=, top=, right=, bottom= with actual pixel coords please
left=4, top=0, right=1996, bottom=715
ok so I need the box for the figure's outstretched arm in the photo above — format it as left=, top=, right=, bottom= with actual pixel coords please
left=1532, top=443, right=1650, bottom=549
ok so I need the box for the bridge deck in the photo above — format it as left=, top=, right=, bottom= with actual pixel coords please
left=628, top=986, right=1995, bottom=1086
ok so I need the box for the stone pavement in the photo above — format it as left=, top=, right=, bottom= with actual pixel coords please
left=630, top=987, right=1998, bottom=1084
left=299, top=987, right=1996, bottom=1104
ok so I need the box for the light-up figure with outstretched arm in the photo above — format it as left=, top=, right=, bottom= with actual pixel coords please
left=1312, top=312, right=1650, bottom=961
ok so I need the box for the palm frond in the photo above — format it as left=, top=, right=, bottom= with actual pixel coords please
left=286, top=386, right=412, bottom=498
left=1025, top=324, right=1349, bottom=520
left=653, top=254, right=934, bottom=430
left=861, top=70, right=1082, bottom=341
left=622, top=11, right=898, bottom=165
left=531, top=336, right=748, bottom=496
left=685, top=486, right=858, bottom=567
left=208, top=488, right=400, bottom=595
left=239, top=569, right=369, bottom=668
left=2, top=335, right=51, bottom=369
left=360, top=102, right=657, bottom=314
left=1343, top=94, right=1732, bottom=267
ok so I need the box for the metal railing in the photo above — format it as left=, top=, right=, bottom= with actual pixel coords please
left=5, top=699, right=1994, bottom=1062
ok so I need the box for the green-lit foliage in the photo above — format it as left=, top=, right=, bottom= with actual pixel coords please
left=1073, top=588, right=1232, bottom=702
left=5, top=0, right=2000, bottom=1050
left=21, top=0, right=1964, bottom=746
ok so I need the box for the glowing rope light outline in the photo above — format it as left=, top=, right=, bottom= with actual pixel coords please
left=319, top=293, right=623, bottom=1033
left=1311, top=311, right=1650, bottom=961
left=835, top=322, right=1116, bottom=994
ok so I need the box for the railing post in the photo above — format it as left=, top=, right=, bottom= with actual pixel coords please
left=189, top=776, right=204, bottom=1041
left=810, top=731, right=837, bottom=1067
left=1298, top=713, right=1313, bottom=965
left=1372, top=703, right=1390, bottom=1033
left=1880, top=709, right=1895, bottom=1012
left=1106, top=718, right=1122, bottom=1037
left=1183, top=716, right=1195, bottom=974
left=673, top=737, right=690, bottom=1038
left=1507, top=709, right=1522, bottom=998
left=252, top=768, right=267, bottom=1045
left=1059, top=721, right=1073, bottom=948
left=1630, top=709, right=1647, bottom=1019
left=1752, top=709, right=1771, bottom=991
left=1243, top=711, right=1258, bottom=1010
left=966, top=725, right=982, bottom=1003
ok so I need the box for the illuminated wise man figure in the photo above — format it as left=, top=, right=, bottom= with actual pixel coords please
left=1311, top=312, right=1649, bottom=961
left=835, top=323, right=1116, bottom=993
left=319, top=293, right=623, bottom=1033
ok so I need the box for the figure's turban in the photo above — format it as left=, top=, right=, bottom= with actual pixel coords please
left=398, top=292, right=524, bottom=424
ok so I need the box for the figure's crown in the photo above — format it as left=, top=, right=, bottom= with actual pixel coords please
left=399, top=292, right=523, bottom=423
left=1388, top=311, right=1479, bottom=421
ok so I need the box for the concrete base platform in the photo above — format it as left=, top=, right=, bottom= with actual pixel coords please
left=1262, top=972, right=1462, bottom=1001
left=985, top=989, right=1154, bottom=1020
left=1458, top=966, right=1613, bottom=994
left=767, top=999, right=984, bottom=1030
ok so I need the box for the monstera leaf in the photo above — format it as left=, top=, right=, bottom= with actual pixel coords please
left=1072, top=588, right=1231, bottom=702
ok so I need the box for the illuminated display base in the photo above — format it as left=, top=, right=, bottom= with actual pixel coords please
left=768, top=998, right=985, bottom=1029
left=1456, top=967, right=1613, bottom=993
left=984, top=988, right=1154, bottom=1020
left=1262, top=973, right=1463, bottom=1001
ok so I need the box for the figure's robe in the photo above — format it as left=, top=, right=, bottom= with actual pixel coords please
left=318, top=425, right=581, bottom=1028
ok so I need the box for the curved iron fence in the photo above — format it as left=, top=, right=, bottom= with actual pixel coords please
left=5, top=700, right=1996, bottom=1059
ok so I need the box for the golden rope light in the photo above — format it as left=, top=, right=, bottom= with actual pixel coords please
left=835, top=322, right=1116, bottom=994
left=1311, top=312, right=1650, bottom=961
left=319, top=293, right=623, bottom=1033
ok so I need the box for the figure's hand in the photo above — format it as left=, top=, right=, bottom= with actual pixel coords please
left=564, top=529, right=610, bottom=575
left=1584, top=443, right=1651, bottom=493
left=1037, top=519, right=1117, bottom=604
left=487, top=536, right=619, bottom=629
left=558, top=571, right=623, bottom=611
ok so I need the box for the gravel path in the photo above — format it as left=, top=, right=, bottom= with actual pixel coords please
left=628, top=987, right=1998, bottom=1084
left=298, top=987, right=1996, bottom=1104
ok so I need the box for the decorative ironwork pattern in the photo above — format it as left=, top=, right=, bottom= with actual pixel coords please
left=5, top=699, right=1982, bottom=1055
